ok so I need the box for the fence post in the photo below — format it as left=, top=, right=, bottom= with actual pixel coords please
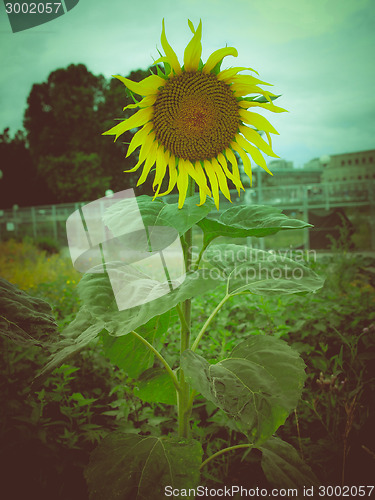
left=324, top=183, right=330, bottom=211
left=12, top=205, right=18, bottom=238
left=303, top=186, right=310, bottom=251
left=52, top=204, right=58, bottom=241
left=257, top=168, right=263, bottom=204
left=31, top=206, right=37, bottom=239
left=256, top=169, right=266, bottom=249
left=369, top=183, right=375, bottom=251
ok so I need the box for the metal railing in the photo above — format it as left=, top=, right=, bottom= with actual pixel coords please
left=1, top=180, right=374, bottom=249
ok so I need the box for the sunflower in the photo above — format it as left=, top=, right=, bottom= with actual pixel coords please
left=103, top=19, right=286, bottom=209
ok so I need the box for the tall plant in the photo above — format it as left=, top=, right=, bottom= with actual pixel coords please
left=38, top=19, right=324, bottom=498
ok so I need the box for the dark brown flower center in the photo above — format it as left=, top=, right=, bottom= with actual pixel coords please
left=152, top=72, right=240, bottom=161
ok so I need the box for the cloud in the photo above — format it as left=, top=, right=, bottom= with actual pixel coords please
left=0, top=0, right=374, bottom=168
left=236, top=0, right=370, bottom=43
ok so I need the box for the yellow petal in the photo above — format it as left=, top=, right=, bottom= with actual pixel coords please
left=177, top=164, right=189, bottom=209
left=137, top=132, right=156, bottom=164
left=153, top=145, right=168, bottom=189
left=218, top=67, right=259, bottom=81
left=193, top=161, right=211, bottom=197
left=232, top=83, right=274, bottom=99
left=238, top=100, right=287, bottom=113
left=113, top=74, right=166, bottom=96
left=193, top=161, right=211, bottom=205
left=188, top=19, right=196, bottom=33
left=102, top=107, right=153, bottom=141
left=153, top=149, right=170, bottom=197
left=231, top=141, right=253, bottom=186
left=180, top=158, right=211, bottom=198
left=156, top=153, right=177, bottom=197
left=224, top=147, right=243, bottom=193
left=211, top=158, right=231, bottom=202
left=122, top=102, right=141, bottom=111
left=265, top=131, right=272, bottom=147
left=239, top=125, right=279, bottom=157
left=197, top=187, right=207, bottom=206
left=123, top=94, right=156, bottom=111
left=239, top=109, right=279, bottom=135
left=137, top=142, right=158, bottom=186
left=204, top=160, right=219, bottom=209
left=184, top=19, right=202, bottom=71
left=217, top=152, right=244, bottom=194
left=125, top=137, right=155, bottom=172
left=203, top=47, right=238, bottom=74
left=179, top=158, right=195, bottom=182
left=161, top=19, right=181, bottom=75
left=235, top=138, right=272, bottom=176
left=126, top=122, right=153, bottom=157
left=166, top=154, right=178, bottom=193
left=124, top=162, right=143, bottom=173
left=231, top=75, right=272, bottom=87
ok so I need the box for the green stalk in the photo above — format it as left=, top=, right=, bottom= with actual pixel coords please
left=192, top=235, right=216, bottom=271
left=175, top=304, right=189, bottom=333
left=191, top=294, right=231, bottom=352
left=200, top=444, right=253, bottom=470
left=130, top=330, right=180, bottom=393
left=178, top=178, right=195, bottom=438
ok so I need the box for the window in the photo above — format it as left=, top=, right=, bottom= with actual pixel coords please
left=348, top=160, right=352, bottom=165
left=358, top=175, right=362, bottom=180
left=355, top=159, right=359, bottom=164
left=363, top=158, right=366, bottom=163
left=370, top=157, right=373, bottom=163
left=341, top=160, right=345, bottom=166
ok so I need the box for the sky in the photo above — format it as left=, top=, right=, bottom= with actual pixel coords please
left=0, top=0, right=374, bottom=168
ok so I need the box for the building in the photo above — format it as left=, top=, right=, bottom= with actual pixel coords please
left=321, top=149, right=375, bottom=183
left=247, top=150, right=375, bottom=188
left=250, top=158, right=322, bottom=188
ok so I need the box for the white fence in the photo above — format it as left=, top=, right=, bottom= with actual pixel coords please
left=1, top=180, right=374, bottom=249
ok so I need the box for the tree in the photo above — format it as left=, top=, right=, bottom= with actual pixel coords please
left=0, top=128, right=54, bottom=208
left=38, top=152, right=111, bottom=203
left=97, top=68, right=153, bottom=194
left=24, top=64, right=106, bottom=159
left=23, top=64, right=154, bottom=203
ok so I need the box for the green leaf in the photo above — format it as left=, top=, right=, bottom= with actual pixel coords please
left=198, top=205, right=312, bottom=244
left=37, top=261, right=219, bottom=381
left=181, top=335, right=306, bottom=445
left=33, top=307, right=104, bottom=386
left=253, top=94, right=282, bottom=103
left=100, top=311, right=175, bottom=378
left=0, top=277, right=58, bottom=345
left=260, top=436, right=320, bottom=494
left=78, top=265, right=222, bottom=336
left=134, top=367, right=177, bottom=405
left=103, top=193, right=214, bottom=237
left=155, top=64, right=168, bottom=80
left=85, top=432, right=202, bottom=500
left=210, top=59, right=223, bottom=75
left=125, top=88, right=139, bottom=104
left=203, top=244, right=324, bottom=295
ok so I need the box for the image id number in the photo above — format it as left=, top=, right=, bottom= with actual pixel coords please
left=319, top=485, right=374, bottom=497
left=5, top=3, right=62, bottom=14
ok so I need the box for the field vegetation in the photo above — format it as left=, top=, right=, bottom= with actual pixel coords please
left=0, top=238, right=374, bottom=499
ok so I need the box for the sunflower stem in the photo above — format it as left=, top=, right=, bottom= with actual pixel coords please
left=192, top=235, right=217, bottom=271
left=130, top=330, right=180, bottom=393
left=200, top=444, right=253, bottom=470
left=191, top=293, right=231, bottom=352
left=178, top=177, right=195, bottom=438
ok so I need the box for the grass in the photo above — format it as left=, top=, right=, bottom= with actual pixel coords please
left=1, top=238, right=374, bottom=497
